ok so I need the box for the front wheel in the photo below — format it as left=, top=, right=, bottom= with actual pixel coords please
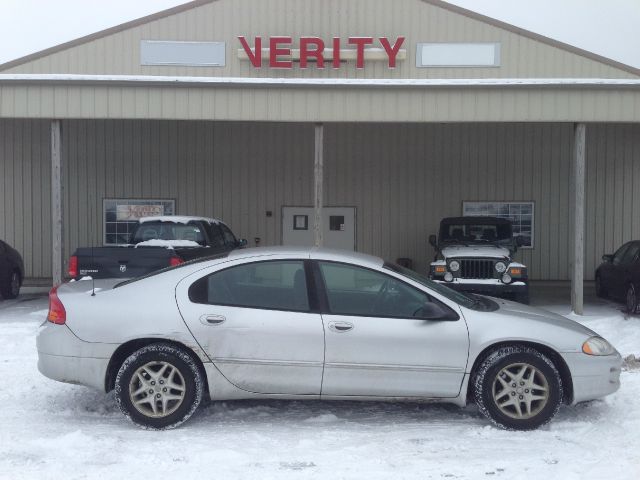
left=0, top=270, right=21, bottom=299
left=473, top=346, right=562, bottom=430
left=626, top=284, right=638, bottom=314
left=115, top=343, right=204, bottom=429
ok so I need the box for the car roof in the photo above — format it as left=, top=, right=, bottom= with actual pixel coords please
left=223, top=246, right=383, bottom=267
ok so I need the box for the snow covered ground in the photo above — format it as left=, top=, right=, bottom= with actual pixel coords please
left=0, top=294, right=638, bottom=480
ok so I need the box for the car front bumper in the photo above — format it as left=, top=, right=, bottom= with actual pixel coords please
left=561, top=351, right=622, bottom=405
left=433, top=279, right=528, bottom=296
left=37, top=321, right=117, bottom=392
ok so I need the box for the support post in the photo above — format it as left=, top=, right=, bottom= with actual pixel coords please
left=572, top=123, right=586, bottom=315
left=314, top=123, right=324, bottom=247
left=51, top=120, right=63, bottom=286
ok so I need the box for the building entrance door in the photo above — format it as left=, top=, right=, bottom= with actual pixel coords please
left=282, top=207, right=356, bottom=251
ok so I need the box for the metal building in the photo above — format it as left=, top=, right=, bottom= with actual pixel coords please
left=1, top=0, right=640, bottom=312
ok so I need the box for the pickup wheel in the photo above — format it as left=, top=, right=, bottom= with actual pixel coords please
left=115, top=343, right=204, bottom=430
left=473, top=346, right=562, bottom=431
left=625, top=284, right=638, bottom=314
left=0, top=269, right=21, bottom=299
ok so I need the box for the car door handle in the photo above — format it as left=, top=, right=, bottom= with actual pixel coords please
left=200, top=314, right=226, bottom=326
left=329, top=321, right=354, bottom=333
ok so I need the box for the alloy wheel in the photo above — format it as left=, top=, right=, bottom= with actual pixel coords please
left=492, top=362, right=549, bottom=420
left=129, top=361, right=186, bottom=418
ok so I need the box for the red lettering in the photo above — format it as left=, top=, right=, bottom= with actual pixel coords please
left=332, top=37, right=341, bottom=68
left=270, top=36, right=293, bottom=68
left=379, top=36, right=405, bottom=68
left=348, top=37, right=373, bottom=69
left=238, top=36, right=262, bottom=68
left=300, top=37, right=325, bottom=69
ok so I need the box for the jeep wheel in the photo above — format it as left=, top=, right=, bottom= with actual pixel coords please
left=473, top=346, right=562, bottom=430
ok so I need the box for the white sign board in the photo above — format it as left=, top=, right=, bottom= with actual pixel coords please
left=116, top=204, right=164, bottom=221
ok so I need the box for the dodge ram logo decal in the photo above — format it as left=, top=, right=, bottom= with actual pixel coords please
left=120, top=264, right=127, bottom=273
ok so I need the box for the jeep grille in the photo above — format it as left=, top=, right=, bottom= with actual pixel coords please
left=460, top=259, right=495, bottom=279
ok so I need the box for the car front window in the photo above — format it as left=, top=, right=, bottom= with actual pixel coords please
left=383, top=262, right=477, bottom=309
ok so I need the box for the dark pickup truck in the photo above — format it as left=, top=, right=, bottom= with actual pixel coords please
left=69, top=216, right=246, bottom=280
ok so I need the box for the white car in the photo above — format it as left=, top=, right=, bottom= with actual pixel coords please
left=37, top=247, right=621, bottom=430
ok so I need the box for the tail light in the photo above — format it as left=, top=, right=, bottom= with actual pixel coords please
left=169, top=257, right=184, bottom=267
left=68, top=255, right=78, bottom=278
left=47, top=286, right=66, bottom=325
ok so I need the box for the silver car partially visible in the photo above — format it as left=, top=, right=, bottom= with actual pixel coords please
left=37, top=247, right=621, bottom=430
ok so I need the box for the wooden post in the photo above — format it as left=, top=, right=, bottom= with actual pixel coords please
left=51, top=120, right=63, bottom=286
left=314, top=123, right=324, bottom=247
left=572, top=123, right=586, bottom=315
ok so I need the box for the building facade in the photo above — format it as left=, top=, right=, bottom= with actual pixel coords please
left=1, top=0, right=640, bottom=311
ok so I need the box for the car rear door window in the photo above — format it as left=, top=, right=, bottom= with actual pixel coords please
left=318, top=262, right=432, bottom=318
left=189, top=260, right=310, bottom=312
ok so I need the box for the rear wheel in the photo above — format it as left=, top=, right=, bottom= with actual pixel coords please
left=473, top=346, right=562, bottom=430
left=0, top=270, right=21, bottom=299
left=626, top=284, right=638, bottom=314
left=115, top=343, right=204, bottom=429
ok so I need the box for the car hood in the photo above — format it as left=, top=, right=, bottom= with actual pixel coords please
left=441, top=245, right=511, bottom=259
left=463, top=296, right=600, bottom=353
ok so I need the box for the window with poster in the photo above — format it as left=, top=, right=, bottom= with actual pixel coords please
left=103, top=199, right=176, bottom=245
left=462, top=201, right=534, bottom=249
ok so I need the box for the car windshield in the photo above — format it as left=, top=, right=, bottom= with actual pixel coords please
left=383, top=262, right=476, bottom=308
left=440, top=222, right=512, bottom=245
left=130, top=222, right=206, bottom=246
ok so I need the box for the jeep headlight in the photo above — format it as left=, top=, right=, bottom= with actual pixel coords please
left=449, top=260, right=460, bottom=272
left=582, top=337, right=615, bottom=356
left=495, top=261, right=507, bottom=273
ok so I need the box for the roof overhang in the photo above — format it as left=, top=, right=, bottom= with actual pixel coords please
left=1, top=75, right=639, bottom=123
left=2, top=74, right=640, bottom=89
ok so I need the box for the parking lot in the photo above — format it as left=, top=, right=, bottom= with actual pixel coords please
left=1, top=289, right=638, bottom=480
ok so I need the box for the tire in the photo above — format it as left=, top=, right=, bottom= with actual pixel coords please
left=473, top=345, right=562, bottom=431
left=595, top=275, right=607, bottom=299
left=625, top=284, right=638, bottom=314
left=0, top=269, right=21, bottom=299
left=115, top=343, right=204, bottom=430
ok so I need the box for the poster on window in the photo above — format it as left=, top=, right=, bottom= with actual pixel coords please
left=462, top=201, right=534, bottom=248
left=104, top=199, right=175, bottom=245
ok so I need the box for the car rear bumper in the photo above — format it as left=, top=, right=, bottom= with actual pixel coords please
left=36, top=321, right=116, bottom=392
left=561, top=351, right=622, bottom=405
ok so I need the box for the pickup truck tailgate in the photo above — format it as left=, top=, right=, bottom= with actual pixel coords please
left=74, top=247, right=176, bottom=279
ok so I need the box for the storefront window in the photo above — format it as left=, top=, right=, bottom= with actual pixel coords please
left=103, top=198, right=175, bottom=245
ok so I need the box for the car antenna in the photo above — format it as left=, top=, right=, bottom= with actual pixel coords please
left=90, top=183, right=96, bottom=297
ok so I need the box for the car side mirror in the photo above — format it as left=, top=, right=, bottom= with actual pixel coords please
left=429, top=235, right=437, bottom=248
left=414, top=302, right=458, bottom=321
left=602, top=254, right=613, bottom=263
left=515, top=236, right=525, bottom=247
left=237, top=238, right=248, bottom=248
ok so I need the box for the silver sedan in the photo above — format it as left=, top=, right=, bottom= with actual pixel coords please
left=37, top=247, right=621, bottom=430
